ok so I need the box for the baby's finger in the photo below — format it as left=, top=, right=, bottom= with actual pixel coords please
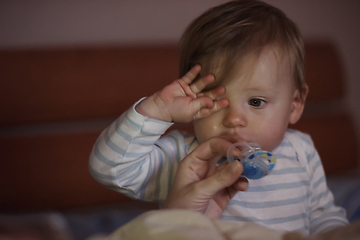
left=181, top=65, right=202, bottom=84
left=199, top=86, right=226, bottom=101
left=189, top=97, right=214, bottom=116
left=193, top=98, right=229, bottom=120
left=190, top=74, right=215, bottom=94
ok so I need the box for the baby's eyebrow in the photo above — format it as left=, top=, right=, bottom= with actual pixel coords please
left=244, top=86, right=271, bottom=92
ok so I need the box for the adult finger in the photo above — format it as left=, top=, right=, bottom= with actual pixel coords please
left=178, top=136, right=243, bottom=186
left=216, top=160, right=249, bottom=193
left=233, top=177, right=249, bottom=192
left=183, top=137, right=241, bottom=168
left=197, top=160, right=244, bottom=196
left=225, top=176, right=249, bottom=201
left=173, top=137, right=232, bottom=187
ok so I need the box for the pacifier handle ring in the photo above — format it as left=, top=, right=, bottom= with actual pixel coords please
left=227, top=142, right=256, bottom=162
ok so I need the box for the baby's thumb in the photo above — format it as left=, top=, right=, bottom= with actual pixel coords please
left=198, top=160, right=243, bottom=196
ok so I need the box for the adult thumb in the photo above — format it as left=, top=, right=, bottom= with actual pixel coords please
left=198, top=160, right=244, bottom=196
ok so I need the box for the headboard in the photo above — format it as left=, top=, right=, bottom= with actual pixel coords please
left=0, top=42, right=358, bottom=213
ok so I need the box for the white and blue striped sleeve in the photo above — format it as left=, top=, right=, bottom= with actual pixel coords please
left=302, top=133, right=349, bottom=235
left=88, top=98, right=187, bottom=204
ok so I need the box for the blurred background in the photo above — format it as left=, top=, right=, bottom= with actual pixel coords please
left=0, top=1, right=359, bottom=239
left=1, top=0, right=359, bottom=154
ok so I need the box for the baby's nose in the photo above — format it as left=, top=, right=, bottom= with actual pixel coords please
left=223, top=106, right=248, bottom=128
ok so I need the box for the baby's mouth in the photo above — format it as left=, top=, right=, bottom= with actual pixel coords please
left=221, top=133, right=250, bottom=144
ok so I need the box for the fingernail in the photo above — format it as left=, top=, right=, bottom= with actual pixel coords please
left=227, top=160, right=241, bottom=175
left=237, top=177, right=249, bottom=191
left=233, top=148, right=242, bottom=157
left=238, top=181, right=249, bottom=191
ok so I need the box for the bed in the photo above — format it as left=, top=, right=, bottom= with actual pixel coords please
left=0, top=42, right=359, bottom=239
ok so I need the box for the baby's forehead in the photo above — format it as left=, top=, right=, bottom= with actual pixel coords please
left=218, top=46, right=295, bottom=84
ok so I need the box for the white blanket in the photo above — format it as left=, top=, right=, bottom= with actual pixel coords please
left=100, top=209, right=360, bottom=240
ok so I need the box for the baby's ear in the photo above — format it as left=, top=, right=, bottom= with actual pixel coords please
left=289, top=85, right=309, bottom=125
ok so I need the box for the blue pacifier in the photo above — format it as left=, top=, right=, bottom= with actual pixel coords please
left=227, top=142, right=276, bottom=180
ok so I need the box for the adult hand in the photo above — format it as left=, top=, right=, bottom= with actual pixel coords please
left=135, top=65, right=229, bottom=123
left=164, top=136, right=249, bottom=218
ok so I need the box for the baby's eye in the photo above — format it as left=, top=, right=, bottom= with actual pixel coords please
left=248, top=98, right=266, bottom=107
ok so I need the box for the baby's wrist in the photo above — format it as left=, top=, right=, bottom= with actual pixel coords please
left=135, top=94, right=173, bottom=122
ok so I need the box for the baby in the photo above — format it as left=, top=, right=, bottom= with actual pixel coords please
left=89, top=0, right=348, bottom=235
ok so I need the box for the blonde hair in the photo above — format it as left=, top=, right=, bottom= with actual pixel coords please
left=179, top=0, right=306, bottom=97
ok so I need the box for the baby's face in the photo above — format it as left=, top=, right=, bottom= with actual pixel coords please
left=193, top=46, right=302, bottom=152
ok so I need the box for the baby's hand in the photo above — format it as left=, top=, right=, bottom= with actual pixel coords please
left=136, top=65, right=229, bottom=123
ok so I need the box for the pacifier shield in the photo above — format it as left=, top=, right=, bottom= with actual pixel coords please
left=227, top=142, right=276, bottom=180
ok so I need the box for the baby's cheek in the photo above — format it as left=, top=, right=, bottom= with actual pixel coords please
left=193, top=122, right=207, bottom=143
left=194, top=122, right=220, bottom=143
left=262, top=131, right=286, bottom=152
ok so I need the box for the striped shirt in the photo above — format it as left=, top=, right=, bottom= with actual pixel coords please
left=89, top=99, right=348, bottom=235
